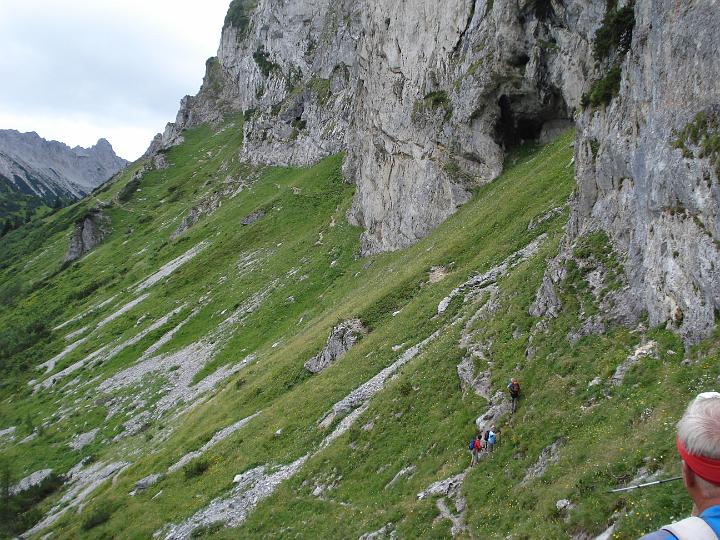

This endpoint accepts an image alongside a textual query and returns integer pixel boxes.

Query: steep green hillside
[0,177,53,235]
[0,121,718,539]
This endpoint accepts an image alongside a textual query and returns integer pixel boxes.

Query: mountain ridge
[0,129,128,221]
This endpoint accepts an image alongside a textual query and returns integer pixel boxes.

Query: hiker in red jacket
[469,434,481,467]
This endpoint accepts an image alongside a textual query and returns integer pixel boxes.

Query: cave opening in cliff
[495,95,545,150]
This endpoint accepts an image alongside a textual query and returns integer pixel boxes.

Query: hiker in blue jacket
[487,429,496,453]
[639,392,720,539]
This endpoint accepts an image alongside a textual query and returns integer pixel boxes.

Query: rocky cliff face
[158,0,601,253]
[154,0,720,342]
[0,130,128,205]
[566,0,720,344]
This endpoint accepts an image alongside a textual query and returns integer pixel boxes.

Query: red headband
[677,437,720,484]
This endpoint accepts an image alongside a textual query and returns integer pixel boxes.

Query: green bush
[81,502,114,531]
[191,522,225,538]
[593,3,636,61]
[184,459,210,479]
[0,315,50,362]
[0,471,63,537]
[204,57,223,95]
[581,66,621,108]
[671,111,720,179]
[253,48,280,78]
[413,91,453,121]
[225,0,256,35]
[117,177,140,204]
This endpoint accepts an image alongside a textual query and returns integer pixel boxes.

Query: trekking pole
[607,476,683,493]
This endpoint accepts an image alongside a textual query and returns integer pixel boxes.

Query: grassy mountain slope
[0,120,718,539]
[0,177,53,232]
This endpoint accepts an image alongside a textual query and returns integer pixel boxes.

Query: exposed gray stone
[384,465,415,490]
[10,469,53,496]
[456,357,491,399]
[21,461,130,538]
[240,209,265,225]
[359,523,396,540]
[318,328,443,428]
[439,235,547,314]
[68,428,99,450]
[304,319,367,373]
[168,413,259,474]
[610,341,658,387]
[522,439,562,484]
[0,426,16,441]
[130,473,164,496]
[64,211,109,263]
[475,391,511,435]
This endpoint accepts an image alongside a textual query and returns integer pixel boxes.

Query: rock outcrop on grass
[64,210,108,262]
[10,469,53,496]
[304,318,366,373]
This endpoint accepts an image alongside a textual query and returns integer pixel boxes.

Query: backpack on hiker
[661,516,719,540]
[469,438,474,451]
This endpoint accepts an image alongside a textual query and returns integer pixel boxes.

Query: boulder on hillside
[240,209,265,225]
[304,319,366,373]
[64,210,109,263]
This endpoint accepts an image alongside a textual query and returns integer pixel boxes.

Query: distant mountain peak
[0,129,128,217]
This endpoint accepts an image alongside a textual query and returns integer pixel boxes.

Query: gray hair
[677,392,720,492]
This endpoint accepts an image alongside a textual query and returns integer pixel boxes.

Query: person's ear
[682,460,696,489]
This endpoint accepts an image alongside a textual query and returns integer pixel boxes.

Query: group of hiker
[468,427,497,466]
[466,378,520,467]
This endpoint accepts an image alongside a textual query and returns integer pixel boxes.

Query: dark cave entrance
[494,91,570,150]
[495,95,544,149]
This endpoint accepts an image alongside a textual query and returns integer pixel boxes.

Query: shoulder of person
[637,530,677,540]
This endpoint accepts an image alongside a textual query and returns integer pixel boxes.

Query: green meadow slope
[0,121,718,539]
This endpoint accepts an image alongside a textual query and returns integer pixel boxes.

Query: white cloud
[0,0,231,160]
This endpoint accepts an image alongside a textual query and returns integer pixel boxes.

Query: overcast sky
[0,0,231,160]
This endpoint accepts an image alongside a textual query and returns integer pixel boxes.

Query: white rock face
[153,0,598,254]
[64,210,109,262]
[68,428,99,450]
[10,469,53,496]
[566,0,720,344]
[522,1,720,345]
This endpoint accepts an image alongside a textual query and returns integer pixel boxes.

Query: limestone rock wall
[153,0,720,342]
[158,0,603,253]
[568,0,720,343]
